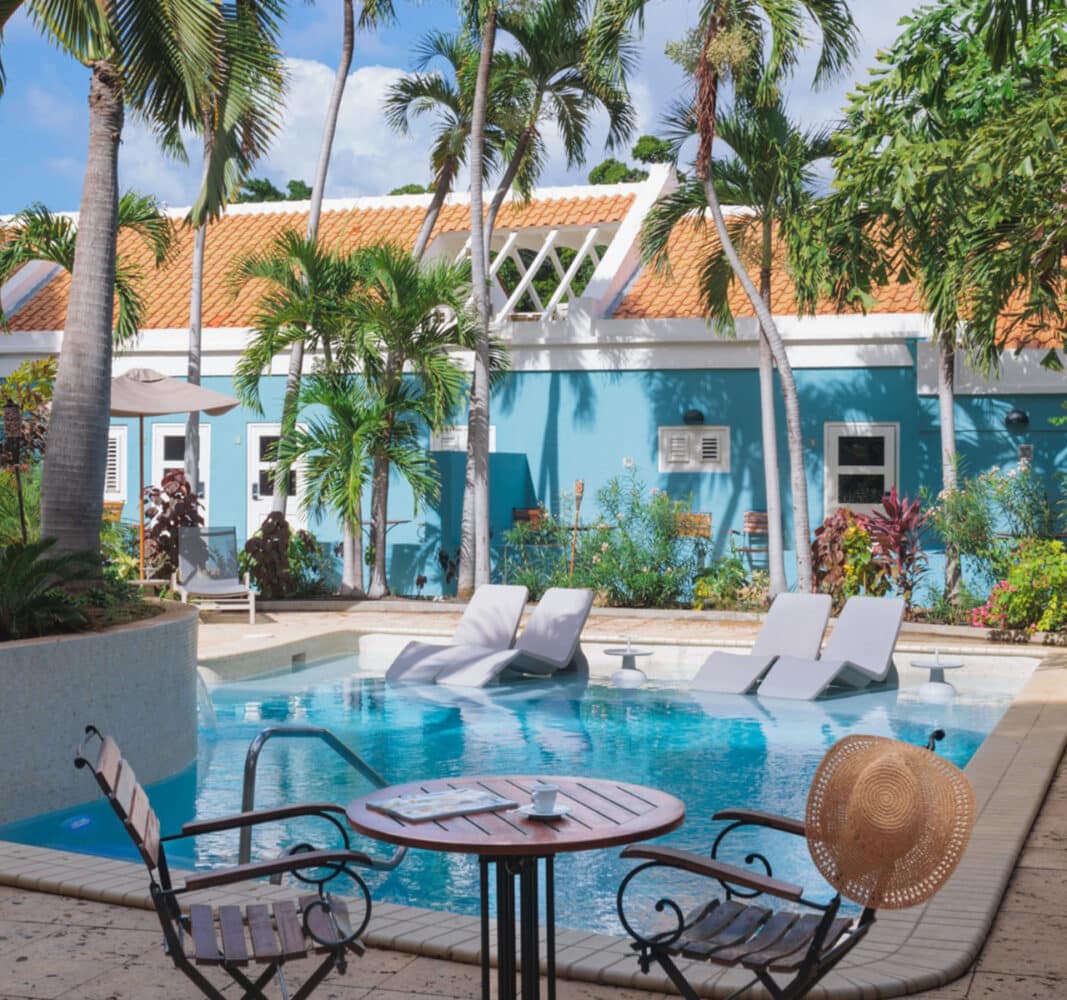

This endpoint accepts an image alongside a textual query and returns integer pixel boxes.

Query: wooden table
[347,775,685,1000]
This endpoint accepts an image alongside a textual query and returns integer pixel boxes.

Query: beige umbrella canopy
[110,368,238,579]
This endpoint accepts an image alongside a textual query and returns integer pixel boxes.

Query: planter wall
[0,601,199,825]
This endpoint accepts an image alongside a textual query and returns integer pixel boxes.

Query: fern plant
[0,539,99,641]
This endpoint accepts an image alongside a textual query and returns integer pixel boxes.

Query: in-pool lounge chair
[689,593,832,695]
[757,595,906,700]
[173,526,257,624]
[426,587,595,688]
[385,584,528,683]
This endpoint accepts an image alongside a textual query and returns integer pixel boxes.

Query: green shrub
[693,553,750,609]
[0,539,97,640]
[971,539,1067,633]
[812,508,890,611]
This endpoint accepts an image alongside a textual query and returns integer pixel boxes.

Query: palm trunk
[185,183,208,496]
[412,161,455,261]
[456,373,478,598]
[461,5,498,592]
[40,62,124,557]
[272,0,355,516]
[484,124,535,259]
[758,228,787,597]
[341,514,365,598]
[367,452,391,597]
[938,336,961,601]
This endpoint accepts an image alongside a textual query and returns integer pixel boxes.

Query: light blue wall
[109,362,1066,597]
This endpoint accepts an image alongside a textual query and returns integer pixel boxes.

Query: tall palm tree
[184,1,286,496]
[0,1,231,557]
[0,195,176,345]
[344,244,475,598]
[272,0,396,520]
[642,97,831,595]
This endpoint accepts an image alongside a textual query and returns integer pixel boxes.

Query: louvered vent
[667,435,690,463]
[657,426,730,473]
[700,436,719,463]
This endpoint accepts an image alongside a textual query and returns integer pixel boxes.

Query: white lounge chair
[689,593,832,694]
[385,584,529,683]
[757,595,906,700]
[172,526,256,624]
[428,587,595,688]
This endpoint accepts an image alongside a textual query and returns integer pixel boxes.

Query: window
[824,422,898,515]
[657,426,730,474]
[429,425,497,452]
[104,426,127,501]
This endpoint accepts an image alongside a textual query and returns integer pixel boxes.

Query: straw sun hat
[805,735,977,910]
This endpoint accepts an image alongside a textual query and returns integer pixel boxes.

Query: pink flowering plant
[970,540,1067,634]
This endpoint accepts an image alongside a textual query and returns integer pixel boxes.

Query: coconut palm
[0,0,233,557]
[642,96,831,595]
[0,195,175,345]
[184,1,286,495]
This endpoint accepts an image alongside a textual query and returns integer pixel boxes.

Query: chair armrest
[180,848,373,893]
[175,802,347,838]
[620,844,804,902]
[712,809,806,837]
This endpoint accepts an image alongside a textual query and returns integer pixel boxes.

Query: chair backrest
[515,587,594,666]
[74,728,161,873]
[750,592,832,659]
[178,526,241,592]
[742,510,769,535]
[675,512,712,538]
[451,584,529,648]
[824,596,906,678]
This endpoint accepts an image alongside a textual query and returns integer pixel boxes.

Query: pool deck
[1,603,1065,998]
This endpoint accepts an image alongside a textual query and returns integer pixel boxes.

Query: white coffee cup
[531,782,559,814]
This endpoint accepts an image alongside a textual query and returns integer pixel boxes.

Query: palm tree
[1,1,231,557]
[184,1,286,495]
[0,195,176,345]
[345,244,475,598]
[642,96,831,595]
[272,0,396,520]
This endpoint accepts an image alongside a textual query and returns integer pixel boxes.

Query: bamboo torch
[569,480,584,582]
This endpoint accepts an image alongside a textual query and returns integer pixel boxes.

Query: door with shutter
[151,423,211,523]
[247,423,307,533]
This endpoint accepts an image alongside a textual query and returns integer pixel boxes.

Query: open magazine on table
[366,786,520,823]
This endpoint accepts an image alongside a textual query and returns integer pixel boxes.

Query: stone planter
[0,600,199,825]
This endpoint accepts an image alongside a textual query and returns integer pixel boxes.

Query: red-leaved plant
[143,471,204,578]
[865,487,929,610]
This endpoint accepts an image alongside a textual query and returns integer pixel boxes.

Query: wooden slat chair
[731,510,770,561]
[616,731,976,1000]
[75,725,375,1000]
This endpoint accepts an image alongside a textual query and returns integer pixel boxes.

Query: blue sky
[0,1,916,215]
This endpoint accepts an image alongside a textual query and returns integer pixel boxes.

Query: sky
[0,0,919,216]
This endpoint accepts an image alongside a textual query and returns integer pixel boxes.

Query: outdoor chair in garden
[689,593,832,695]
[616,731,975,1000]
[386,583,529,683]
[173,526,256,624]
[757,596,906,700]
[74,725,381,1000]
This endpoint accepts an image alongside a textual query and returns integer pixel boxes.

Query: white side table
[910,656,964,701]
[605,646,653,688]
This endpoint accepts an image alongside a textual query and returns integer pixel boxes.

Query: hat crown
[844,753,923,861]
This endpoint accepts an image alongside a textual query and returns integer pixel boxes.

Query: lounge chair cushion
[755,656,847,700]
[691,653,778,695]
[819,595,905,684]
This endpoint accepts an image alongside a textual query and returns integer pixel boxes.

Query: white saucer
[516,803,571,821]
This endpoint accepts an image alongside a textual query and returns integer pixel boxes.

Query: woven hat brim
[805,735,976,910]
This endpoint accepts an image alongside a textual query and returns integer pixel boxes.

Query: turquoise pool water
[1,655,1017,933]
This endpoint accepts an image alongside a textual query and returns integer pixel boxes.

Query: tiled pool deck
[0,603,1064,998]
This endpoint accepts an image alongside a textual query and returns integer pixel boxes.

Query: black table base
[479,855,556,1000]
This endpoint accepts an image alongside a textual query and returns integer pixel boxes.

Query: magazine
[366,787,520,823]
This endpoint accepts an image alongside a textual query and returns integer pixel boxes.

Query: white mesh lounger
[429,587,595,688]
[689,593,832,694]
[172,526,256,624]
[385,584,528,683]
[757,595,906,700]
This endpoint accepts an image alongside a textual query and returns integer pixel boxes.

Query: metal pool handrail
[239,725,406,870]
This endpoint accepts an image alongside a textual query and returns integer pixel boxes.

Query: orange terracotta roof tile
[9,192,633,332]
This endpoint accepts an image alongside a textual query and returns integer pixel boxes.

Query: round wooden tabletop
[346,775,686,857]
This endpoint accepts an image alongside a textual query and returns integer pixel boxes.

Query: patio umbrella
[110,368,238,580]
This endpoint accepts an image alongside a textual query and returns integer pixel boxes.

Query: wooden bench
[675,512,712,539]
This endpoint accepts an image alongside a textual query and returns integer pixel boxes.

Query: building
[2,166,1063,594]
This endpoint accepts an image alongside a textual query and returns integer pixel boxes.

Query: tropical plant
[812,508,889,611]
[642,94,832,597]
[0,358,57,468]
[692,552,750,610]
[0,539,98,641]
[971,540,1067,633]
[866,488,929,610]
[587,157,647,184]
[143,471,204,580]
[100,519,139,582]
[2,1,240,559]
[0,465,41,546]
[236,177,312,202]
[241,511,296,599]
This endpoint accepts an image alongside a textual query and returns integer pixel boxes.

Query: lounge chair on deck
[757,596,905,700]
[428,587,595,688]
[385,584,528,683]
[173,526,256,624]
[689,593,832,695]
[74,725,381,1000]
[616,731,975,1000]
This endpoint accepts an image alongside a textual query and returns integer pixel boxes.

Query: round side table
[605,646,653,687]
[910,656,964,701]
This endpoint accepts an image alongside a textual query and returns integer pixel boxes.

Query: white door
[247,423,307,533]
[152,423,211,523]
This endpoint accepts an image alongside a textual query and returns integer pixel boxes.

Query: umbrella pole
[139,416,145,581]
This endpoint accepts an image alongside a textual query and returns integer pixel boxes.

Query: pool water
[1,655,1017,934]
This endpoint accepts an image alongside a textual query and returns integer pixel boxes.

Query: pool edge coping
[0,651,1063,998]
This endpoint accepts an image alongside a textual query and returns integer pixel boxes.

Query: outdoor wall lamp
[683,409,705,425]
[1004,407,1030,430]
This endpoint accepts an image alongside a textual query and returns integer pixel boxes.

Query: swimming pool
[0,653,1028,933]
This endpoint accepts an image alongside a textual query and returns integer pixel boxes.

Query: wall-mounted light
[1004,407,1030,430]
[682,409,705,425]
